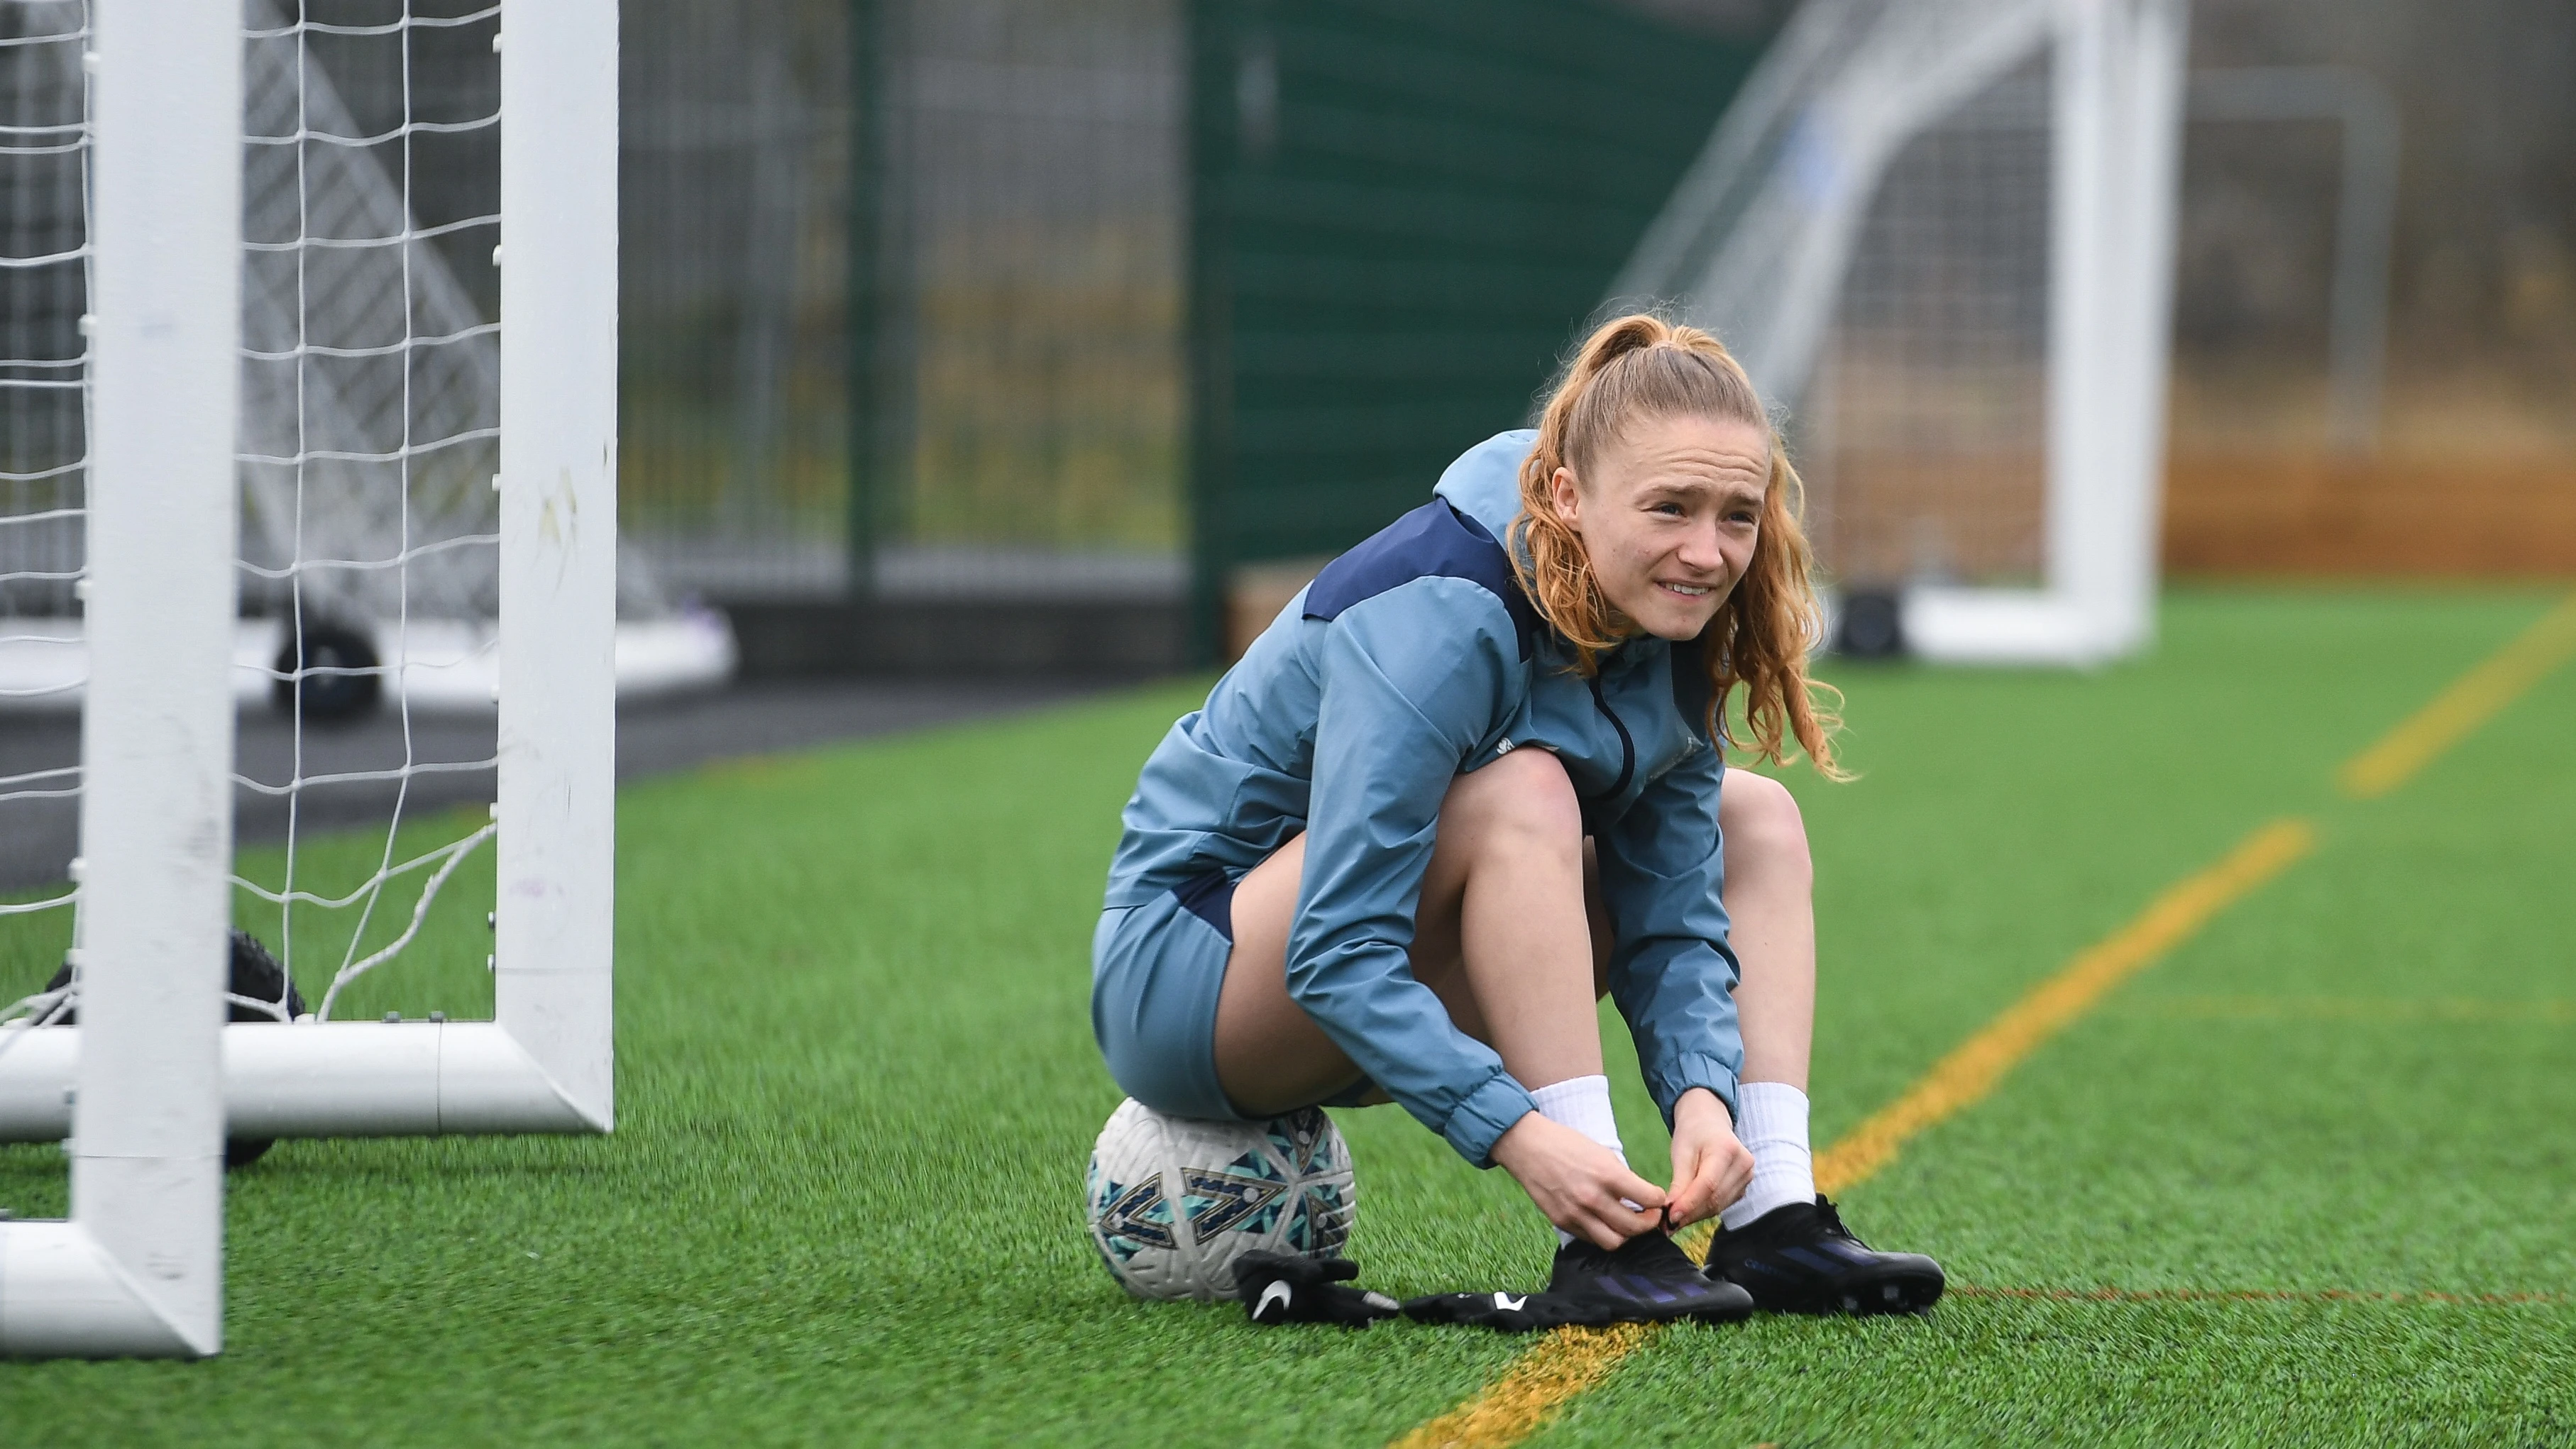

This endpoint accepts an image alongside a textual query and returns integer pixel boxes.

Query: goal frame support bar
[484,0,620,1132]
[0,0,243,1360]
[0,1023,605,1142]
[490,0,620,1134]
[1901,0,2188,665]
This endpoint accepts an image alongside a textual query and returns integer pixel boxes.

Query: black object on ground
[1541,1229,1754,1323]
[727,599,1184,678]
[272,619,385,722]
[1232,1252,1399,1327]
[43,930,307,1169]
[1400,1287,1596,1333]
[1404,1230,1754,1331]
[1834,589,1909,660]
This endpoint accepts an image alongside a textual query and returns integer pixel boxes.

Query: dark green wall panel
[1187,0,1773,656]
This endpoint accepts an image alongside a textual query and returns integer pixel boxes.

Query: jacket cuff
[1647,1052,1739,1130]
[1441,1071,1539,1168]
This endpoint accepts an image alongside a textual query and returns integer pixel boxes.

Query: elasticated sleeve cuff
[1646,1052,1740,1130]
[1441,1071,1539,1169]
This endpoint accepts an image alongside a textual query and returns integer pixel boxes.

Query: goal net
[0,0,618,1358]
[1614,0,2187,664]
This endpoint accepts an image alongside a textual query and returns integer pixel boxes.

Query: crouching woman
[1092,313,1942,1320]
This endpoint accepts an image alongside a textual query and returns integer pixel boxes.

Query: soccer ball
[1084,1098,1356,1301]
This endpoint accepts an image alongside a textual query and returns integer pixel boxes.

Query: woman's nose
[1677,522,1727,572]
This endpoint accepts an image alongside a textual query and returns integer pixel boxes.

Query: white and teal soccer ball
[1084,1098,1357,1301]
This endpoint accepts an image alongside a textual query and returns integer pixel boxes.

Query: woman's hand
[1490,1112,1668,1250]
[1663,1087,1754,1230]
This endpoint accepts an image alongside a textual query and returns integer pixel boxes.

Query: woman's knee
[1720,769,1812,888]
[1443,747,1584,861]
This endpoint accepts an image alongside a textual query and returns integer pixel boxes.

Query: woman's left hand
[1663,1087,1754,1229]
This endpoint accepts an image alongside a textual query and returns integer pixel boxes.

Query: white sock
[1530,1075,1626,1247]
[1720,1081,1817,1230]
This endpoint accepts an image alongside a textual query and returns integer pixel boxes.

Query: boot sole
[1722,1258,1947,1316]
[1559,1278,1757,1326]
[1798,1261,1947,1316]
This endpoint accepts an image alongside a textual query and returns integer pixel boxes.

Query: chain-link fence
[621,0,856,602]
[853,0,1186,604]
[625,0,1776,666]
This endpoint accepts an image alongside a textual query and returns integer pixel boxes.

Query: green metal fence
[1183,1,1773,656]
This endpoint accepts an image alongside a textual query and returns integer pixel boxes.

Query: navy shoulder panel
[1304,500,1539,659]
[1670,638,1717,742]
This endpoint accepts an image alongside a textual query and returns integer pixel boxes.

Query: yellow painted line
[1387,817,2315,1449]
[2339,591,2576,799]
[1387,1323,1653,1449]
[1390,593,2555,1445]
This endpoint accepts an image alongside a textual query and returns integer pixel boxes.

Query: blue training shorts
[1091,869,1374,1121]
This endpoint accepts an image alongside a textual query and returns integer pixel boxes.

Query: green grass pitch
[2,588,2570,1445]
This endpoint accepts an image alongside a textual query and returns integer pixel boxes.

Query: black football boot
[1546,1229,1756,1325]
[1705,1196,1944,1315]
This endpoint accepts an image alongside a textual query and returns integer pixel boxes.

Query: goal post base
[0,1221,216,1360]
[0,1021,610,1144]
[1903,586,2149,668]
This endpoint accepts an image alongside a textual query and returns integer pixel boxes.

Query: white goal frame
[1617,0,2188,665]
[0,0,617,1358]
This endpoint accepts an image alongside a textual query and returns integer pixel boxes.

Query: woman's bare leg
[1575,769,1813,1091]
[1576,768,1817,1231]
[1214,749,1675,1246]
[1706,768,1820,1228]
[1212,747,1604,1114]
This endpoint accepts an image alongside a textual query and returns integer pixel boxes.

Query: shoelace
[1812,1196,1871,1251]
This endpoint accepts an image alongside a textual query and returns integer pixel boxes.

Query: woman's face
[1549,411,1768,641]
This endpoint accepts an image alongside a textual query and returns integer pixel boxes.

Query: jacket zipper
[1587,674,1635,800]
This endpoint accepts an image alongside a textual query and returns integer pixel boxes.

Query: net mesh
[2,1,522,1043]
[1612,0,2062,595]
[231,0,504,1023]
[0,1,90,1043]
[1802,62,2052,589]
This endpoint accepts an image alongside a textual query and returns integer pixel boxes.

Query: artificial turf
[1,587,2568,1446]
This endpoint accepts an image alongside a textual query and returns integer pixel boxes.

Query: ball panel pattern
[1084,1098,1360,1301]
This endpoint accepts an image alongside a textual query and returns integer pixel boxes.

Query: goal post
[1,0,617,1358]
[0,0,241,1359]
[492,0,620,1135]
[1936,0,2184,664]
[1614,0,2189,666]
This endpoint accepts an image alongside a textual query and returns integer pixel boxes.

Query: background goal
[1615,0,2189,665]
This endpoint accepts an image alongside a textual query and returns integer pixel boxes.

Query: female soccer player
[1094,314,1943,1322]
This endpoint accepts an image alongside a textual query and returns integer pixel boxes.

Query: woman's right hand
[1490,1111,1669,1250]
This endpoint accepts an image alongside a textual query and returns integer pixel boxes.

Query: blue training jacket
[1103,429,1744,1168]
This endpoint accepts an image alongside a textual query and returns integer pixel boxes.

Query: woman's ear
[1549,465,1583,531]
